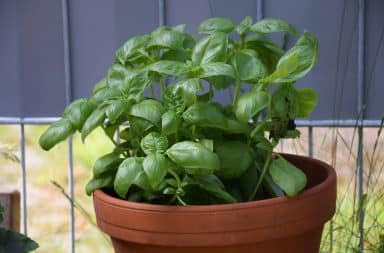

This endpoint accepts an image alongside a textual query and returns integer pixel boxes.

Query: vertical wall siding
[0,0,382,118]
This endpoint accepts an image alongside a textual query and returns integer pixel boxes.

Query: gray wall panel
[70,0,159,100]
[365,0,384,120]
[0,0,382,120]
[265,0,358,120]
[18,0,66,117]
[0,1,21,116]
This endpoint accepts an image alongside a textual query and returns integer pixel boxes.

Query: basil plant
[40,17,318,205]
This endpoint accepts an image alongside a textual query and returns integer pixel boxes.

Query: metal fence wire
[0,0,381,252]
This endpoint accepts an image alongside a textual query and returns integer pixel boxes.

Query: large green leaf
[124,70,151,102]
[113,157,151,198]
[230,49,267,82]
[161,111,181,136]
[115,35,150,64]
[235,16,253,36]
[235,90,270,123]
[244,33,284,74]
[93,152,123,178]
[81,105,107,141]
[105,100,129,124]
[198,17,235,34]
[106,64,131,89]
[191,32,228,64]
[182,102,227,128]
[194,176,236,203]
[128,99,165,127]
[142,153,169,188]
[199,62,236,79]
[297,88,318,117]
[63,99,94,130]
[86,173,115,196]
[263,32,318,83]
[148,30,185,49]
[92,78,108,95]
[173,78,203,106]
[91,86,122,103]
[166,141,220,175]
[39,119,75,151]
[0,227,39,252]
[250,18,298,35]
[214,141,254,180]
[140,132,168,155]
[269,157,307,197]
[148,60,189,77]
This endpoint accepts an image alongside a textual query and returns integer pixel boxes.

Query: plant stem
[250,117,267,139]
[177,196,187,206]
[168,168,181,188]
[232,80,241,106]
[248,152,272,201]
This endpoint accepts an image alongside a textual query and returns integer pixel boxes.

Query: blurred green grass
[0,125,383,253]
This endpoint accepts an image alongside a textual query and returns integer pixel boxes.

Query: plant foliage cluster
[40,17,318,205]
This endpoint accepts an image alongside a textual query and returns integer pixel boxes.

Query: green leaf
[86,173,115,196]
[161,111,181,136]
[91,86,122,103]
[264,32,319,83]
[182,102,227,128]
[81,105,107,141]
[93,152,123,178]
[148,60,189,77]
[162,48,190,62]
[166,141,220,175]
[236,16,253,35]
[195,176,236,203]
[250,18,298,35]
[198,17,235,34]
[115,34,150,64]
[214,141,254,180]
[173,78,203,106]
[129,117,155,138]
[113,157,151,198]
[199,62,236,79]
[270,84,300,118]
[269,157,307,197]
[259,53,299,84]
[244,34,284,74]
[199,139,213,152]
[235,91,270,123]
[128,99,165,127]
[140,132,168,155]
[105,100,129,124]
[162,85,186,114]
[148,30,184,49]
[297,88,318,117]
[92,78,108,95]
[230,49,267,82]
[39,119,75,151]
[107,64,131,89]
[124,70,151,102]
[63,99,94,130]
[142,153,169,188]
[0,227,39,252]
[191,32,228,64]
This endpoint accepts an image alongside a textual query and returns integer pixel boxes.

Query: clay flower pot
[93,154,337,253]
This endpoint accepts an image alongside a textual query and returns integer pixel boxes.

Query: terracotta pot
[93,154,337,253]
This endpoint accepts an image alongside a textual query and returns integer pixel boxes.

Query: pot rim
[94,154,336,213]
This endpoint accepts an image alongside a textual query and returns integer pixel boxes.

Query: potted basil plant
[39,16,336,253]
